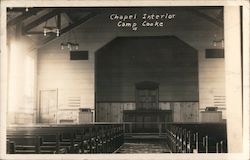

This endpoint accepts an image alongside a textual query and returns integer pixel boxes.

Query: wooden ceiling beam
[40,12,97,47]
[188,9,223,28]
[60,12,97,33]
[22,9,62,33]
[7,8,26,12]
[7,8,42,26]
[57,13,61,29]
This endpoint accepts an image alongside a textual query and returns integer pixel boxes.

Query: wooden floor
[115,142,171,153]
[115,133,171,153]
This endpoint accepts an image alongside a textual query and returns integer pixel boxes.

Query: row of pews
[166,123,227,153]
[6,122,228,154]
[7,124,124,154]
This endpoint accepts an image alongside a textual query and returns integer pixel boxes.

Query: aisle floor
[115,142,171,153]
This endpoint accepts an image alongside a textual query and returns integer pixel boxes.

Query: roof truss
[188,8,223,28]
[7,8,42,26]
[40,12,97,46]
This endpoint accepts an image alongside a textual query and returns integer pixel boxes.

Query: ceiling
[7,7,223,47]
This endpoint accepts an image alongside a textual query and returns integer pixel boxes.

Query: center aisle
[115,142,171,153]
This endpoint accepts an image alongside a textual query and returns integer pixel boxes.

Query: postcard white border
[0,0,249,160]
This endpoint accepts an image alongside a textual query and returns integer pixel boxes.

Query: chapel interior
[4,6,243,154]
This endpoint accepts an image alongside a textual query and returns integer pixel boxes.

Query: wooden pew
[7,135,40,154]
[7,123,124,154]
[7,132,70,154]
[165,123,227,153]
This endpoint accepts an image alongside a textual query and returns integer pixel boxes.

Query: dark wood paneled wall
[96,102,198,122]
[96,36,198,102]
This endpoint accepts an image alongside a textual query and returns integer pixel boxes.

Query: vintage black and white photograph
[0,0,249,160]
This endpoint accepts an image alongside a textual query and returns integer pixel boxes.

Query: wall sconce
[61,42,79,51]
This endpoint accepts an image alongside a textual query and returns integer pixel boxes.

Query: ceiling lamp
[25,6,33,12]
[60,27,79,51]
[43,16,60,37]
[213,39,224,48]
[44,27,60,37]
[61,42,79,51]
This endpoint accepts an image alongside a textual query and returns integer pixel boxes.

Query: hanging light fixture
[212,39,224,48]
[43,16,60,37]
[61,42,79,51]
[60,27,79,51]
[24,4,32,12]
[212,33,224,48]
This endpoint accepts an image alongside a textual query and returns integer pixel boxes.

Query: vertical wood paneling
[159,102,171,110]
[96,102,198,122]
[170,102,199,122]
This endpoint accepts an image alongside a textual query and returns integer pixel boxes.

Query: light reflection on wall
[7,40,36,124]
